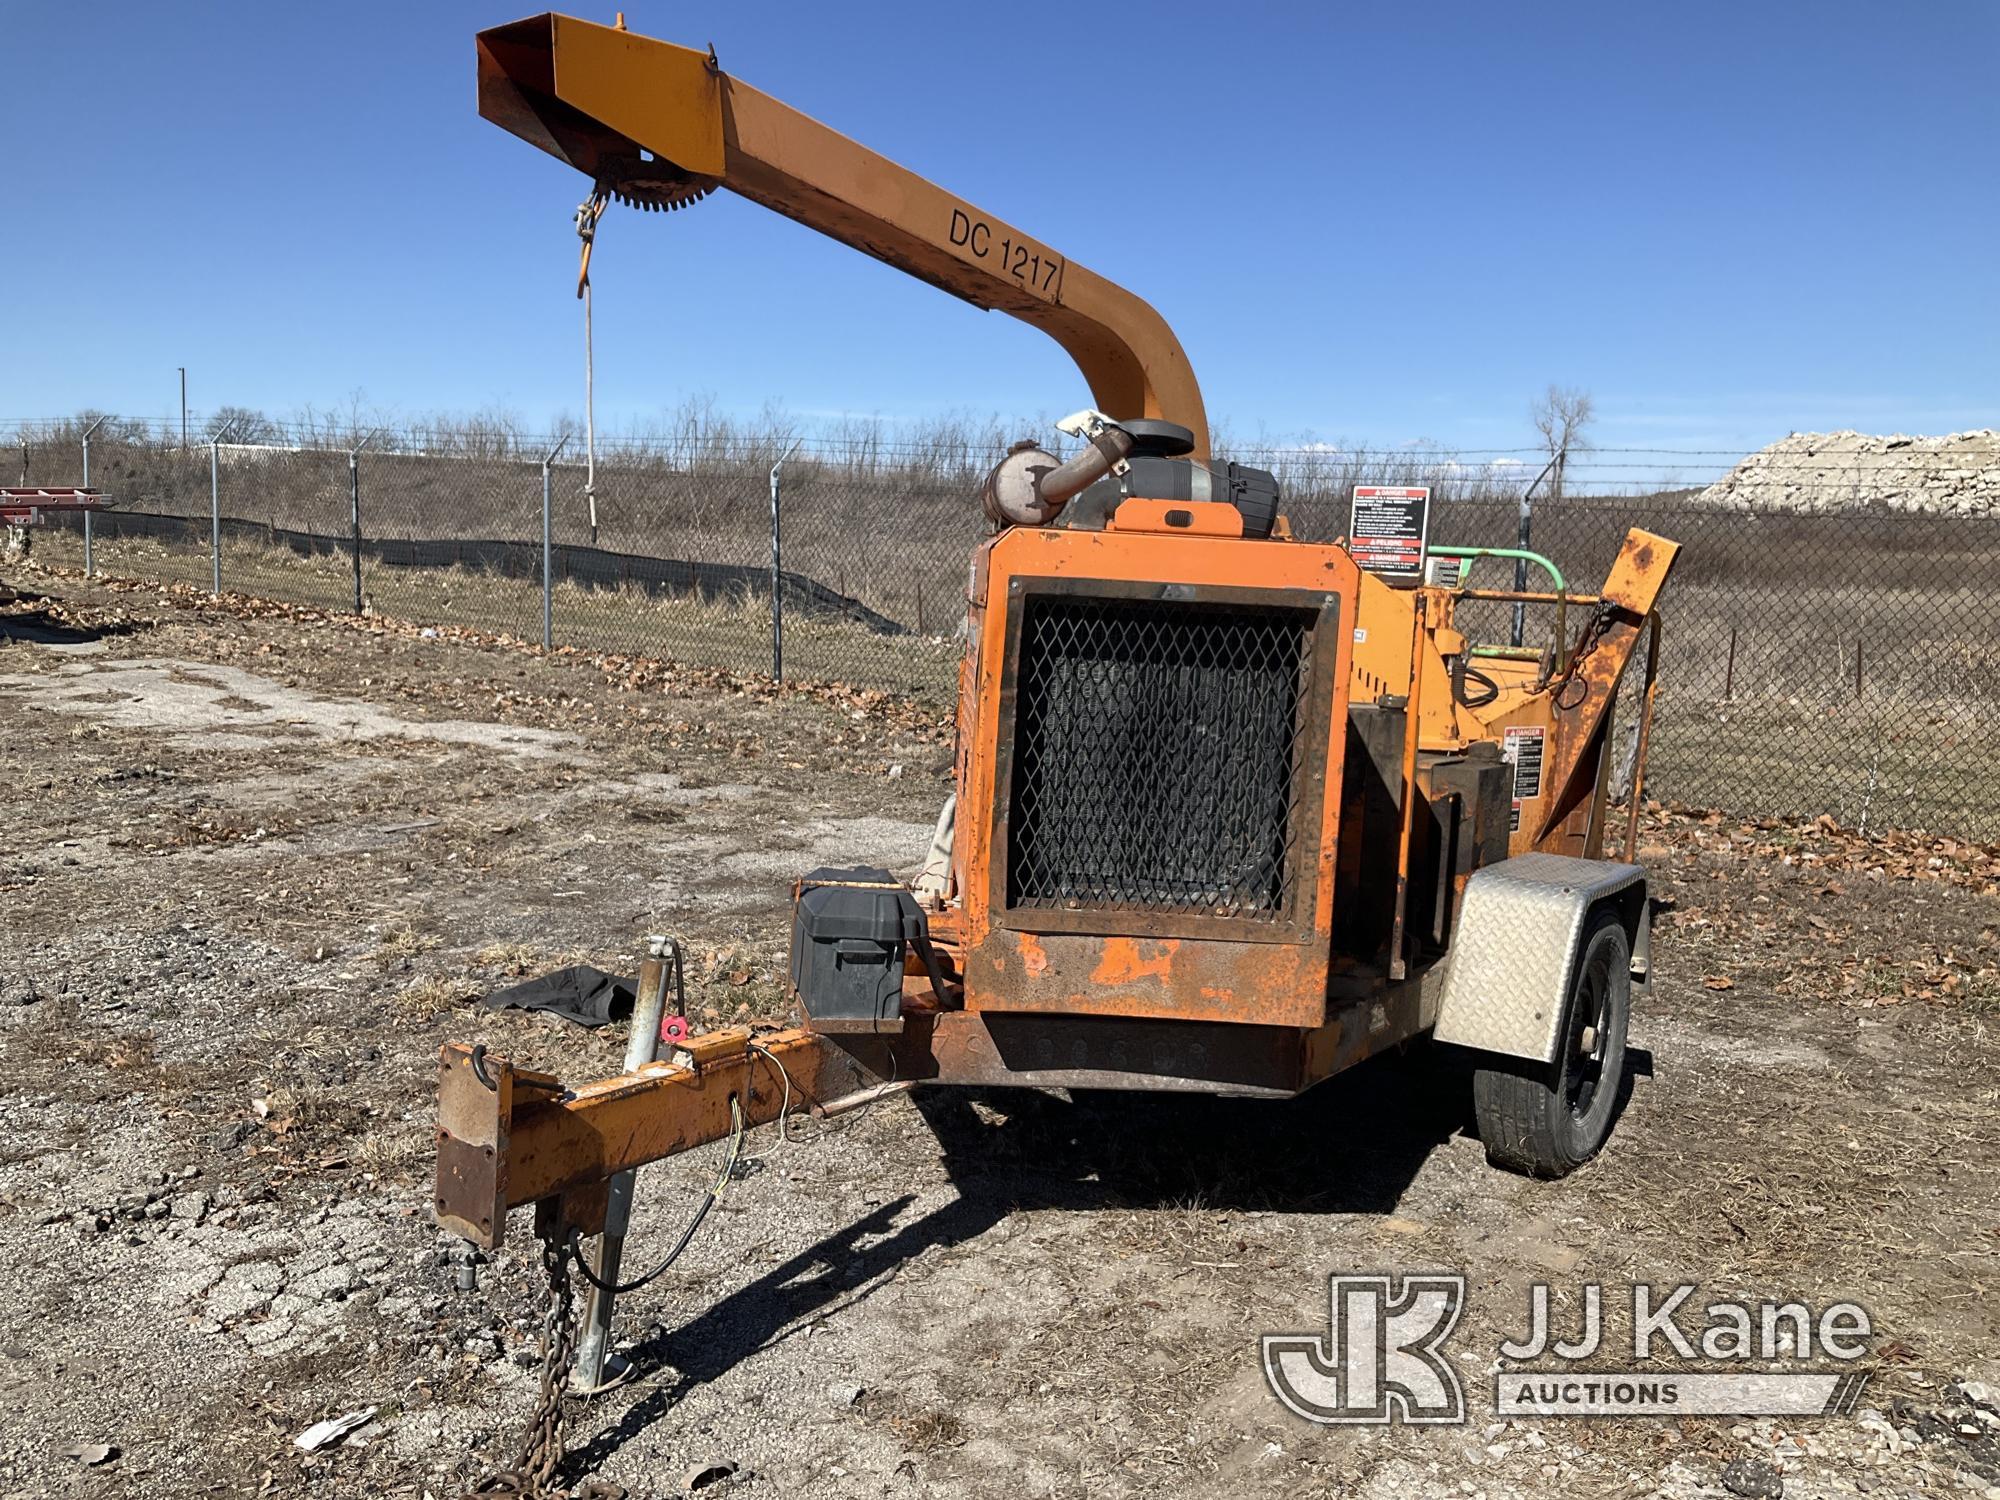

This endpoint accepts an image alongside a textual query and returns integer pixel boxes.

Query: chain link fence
[9,417,1998,838]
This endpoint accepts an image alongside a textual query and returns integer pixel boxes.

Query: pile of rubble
[1696,429,2000,514]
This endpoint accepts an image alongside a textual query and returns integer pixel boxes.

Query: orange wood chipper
[436,13,1679,1458]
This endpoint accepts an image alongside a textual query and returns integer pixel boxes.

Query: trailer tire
[1471,906,1630,1178]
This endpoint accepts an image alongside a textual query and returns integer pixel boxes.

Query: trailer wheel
[1472,906,1630,1178]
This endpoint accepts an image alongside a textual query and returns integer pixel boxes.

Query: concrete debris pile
[1696,429,2000,514]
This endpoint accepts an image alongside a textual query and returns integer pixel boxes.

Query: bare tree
[209,405,279,445]
[1530,385,1595,500]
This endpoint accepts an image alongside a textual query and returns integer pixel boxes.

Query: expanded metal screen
[1004,594,1317,921]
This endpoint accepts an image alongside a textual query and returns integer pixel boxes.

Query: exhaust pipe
[980,423,1134,527]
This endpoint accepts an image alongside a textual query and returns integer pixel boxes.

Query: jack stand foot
[573,1350,635,1397]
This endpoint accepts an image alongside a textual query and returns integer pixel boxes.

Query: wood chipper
[436,13,1678,1484]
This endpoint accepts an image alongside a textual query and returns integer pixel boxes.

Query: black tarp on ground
[480,965,635,1028]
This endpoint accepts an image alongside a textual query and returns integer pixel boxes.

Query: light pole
[179,368,188,452]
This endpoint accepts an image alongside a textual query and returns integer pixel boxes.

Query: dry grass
[73,1030,157,1071]
[352,1123,430,1179]
[256,1085,371,1151]
[857,1392,968,1453]
[392,974,482,1022]
[371,926,441,967]
[467,943,618,999]
[32,529,961,703]
[470,940,579,976]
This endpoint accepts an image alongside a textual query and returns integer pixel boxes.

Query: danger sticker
[1503,725,1545,803]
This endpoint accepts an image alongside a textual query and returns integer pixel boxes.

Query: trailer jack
[436,980,911,1493]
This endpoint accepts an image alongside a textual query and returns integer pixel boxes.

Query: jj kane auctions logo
[1263,1275,1874,1424]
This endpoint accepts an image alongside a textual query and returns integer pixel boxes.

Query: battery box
[790,866,920,1034]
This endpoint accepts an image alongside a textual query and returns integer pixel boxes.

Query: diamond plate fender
[1431,853,1647,1063]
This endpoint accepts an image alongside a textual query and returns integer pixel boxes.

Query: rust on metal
[824,981,1438,1097]
[1387,593,1428,980]
[974,928,1330,1030]
[1621,612,1663,858]
[433,1028,874,1250]
[0,487,107,526]
[963,529,1355,947]
[1090,937,1180,987]
[1533,528,1681,847]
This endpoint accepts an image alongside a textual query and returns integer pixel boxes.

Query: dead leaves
[1642,802,2000,1012]
[1644,801,1998,898]
[582,646,949,742]
[59,562,954,744]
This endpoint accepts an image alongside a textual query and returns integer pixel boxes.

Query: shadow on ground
[0,589,142,647]
[564,1045,1647,1480]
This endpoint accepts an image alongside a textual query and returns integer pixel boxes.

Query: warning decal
[1503,724,1545,808]
[1348,486,1431,585]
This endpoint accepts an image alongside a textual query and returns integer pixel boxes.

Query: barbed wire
[10,417,1991,482]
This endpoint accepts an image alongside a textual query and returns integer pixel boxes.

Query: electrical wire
[566,1092,743,1296]
[740,1040,797,1161]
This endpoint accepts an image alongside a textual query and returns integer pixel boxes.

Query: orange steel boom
[475,12,1210,456]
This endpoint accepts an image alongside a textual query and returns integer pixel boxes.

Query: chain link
[465,1222,628,1500]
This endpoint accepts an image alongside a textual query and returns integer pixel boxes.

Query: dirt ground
[1,562,1996,1500]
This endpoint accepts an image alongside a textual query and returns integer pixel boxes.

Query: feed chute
[475,12,1210,454]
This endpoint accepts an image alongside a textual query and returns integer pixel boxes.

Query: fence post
[79,415,105,578]
[208,419,236,596]
[347,428,381,614]
[541,433,571,650]
[1512,451,1561,647]
[769,438,801,681]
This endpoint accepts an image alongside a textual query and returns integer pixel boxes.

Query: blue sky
[5,0,1995,454]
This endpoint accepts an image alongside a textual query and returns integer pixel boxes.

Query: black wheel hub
[1565,963,1609,1120]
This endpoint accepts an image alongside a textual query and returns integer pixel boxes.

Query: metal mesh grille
[1005,595,1315,920]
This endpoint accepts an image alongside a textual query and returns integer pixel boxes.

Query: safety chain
[466,1222,625,1500]
[1552,600,1620,710]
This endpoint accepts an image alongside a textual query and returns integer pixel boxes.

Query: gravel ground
[0,563,1996,1500]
